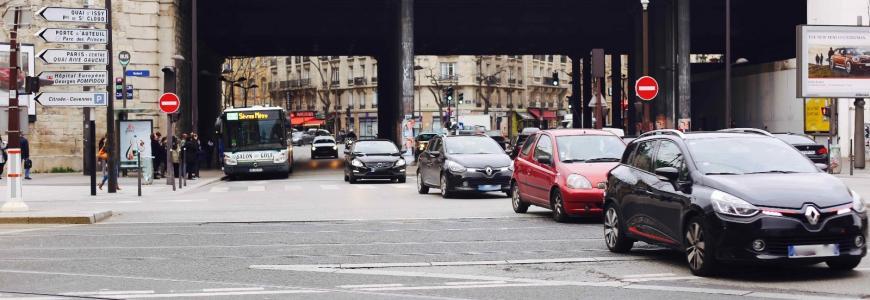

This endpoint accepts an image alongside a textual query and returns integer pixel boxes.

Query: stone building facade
[0,0,188,172]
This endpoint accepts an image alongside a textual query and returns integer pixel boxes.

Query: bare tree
[475,56,506,129]
[308,57,340,132]
[421,68,452,129]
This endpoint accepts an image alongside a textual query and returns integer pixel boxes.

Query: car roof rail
[638,129,685,139]
[718,128,774,137]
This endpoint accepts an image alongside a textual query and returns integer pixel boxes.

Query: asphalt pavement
[0,146,868,299]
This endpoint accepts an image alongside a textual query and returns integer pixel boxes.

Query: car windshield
[313,137,335,144]
[354,141,399,154]
[556,135,625,163]
[773,134,814,145]
[416,134,437,141]
[223,110,286,152]
[687,137,818,175]
[444,136,504,155]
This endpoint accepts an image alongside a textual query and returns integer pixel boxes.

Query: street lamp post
[725,0,731,128]
[234,82,259,107]
[641,0,651,132]
[413,65,423,132]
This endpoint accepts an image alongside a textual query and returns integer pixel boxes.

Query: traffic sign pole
[118,51,130,109]
[105,0,117,193]
[2,7,27,212]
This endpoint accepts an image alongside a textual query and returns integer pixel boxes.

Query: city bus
[217,106,294,178]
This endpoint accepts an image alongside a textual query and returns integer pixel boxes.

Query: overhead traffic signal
[446,86,455,103]
[552,72,560,86]
[458,92,464,104]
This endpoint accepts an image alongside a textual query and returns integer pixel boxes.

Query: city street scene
[0,0,868,299]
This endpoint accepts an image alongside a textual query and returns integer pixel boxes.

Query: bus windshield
[223,110,286,152]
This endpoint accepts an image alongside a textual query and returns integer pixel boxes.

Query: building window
[560,55,567,63]
[372,92,378,108]
[348,65,354,81]
[440,62,456,80]
[360,93,367,109]
[360,64,365,78]
[348,93,354,108]
[373,64,378,80]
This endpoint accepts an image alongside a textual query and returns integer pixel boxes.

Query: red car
[511,129,626,222]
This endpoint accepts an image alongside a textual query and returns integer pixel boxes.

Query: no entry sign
[635,76,659,101]
[158,93,180,114]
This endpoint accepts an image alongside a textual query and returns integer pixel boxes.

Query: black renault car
[416,135,512,198]
[311,136,338,159]
[344,139,407,183]
[604,130,866,276]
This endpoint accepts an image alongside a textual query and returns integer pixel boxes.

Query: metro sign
[635,76,659,101]
[159,93,180,114]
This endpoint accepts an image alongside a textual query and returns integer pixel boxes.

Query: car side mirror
[815,163,829,171]
[655,167,680,182]
[536,155,552,165]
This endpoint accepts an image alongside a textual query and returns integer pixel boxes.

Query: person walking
[21,135,31,180]
[193,133,203,178]
[182,133,197,180]
[97,136,120,191]
[159,136,168,177]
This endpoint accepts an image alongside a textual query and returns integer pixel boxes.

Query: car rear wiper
[585,157,621,163]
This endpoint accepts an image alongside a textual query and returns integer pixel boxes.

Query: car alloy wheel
[604,208,619,248]
[684,217,717,276]
[551,191,568,222]
[511,183,529,213]
[440,174,451,198]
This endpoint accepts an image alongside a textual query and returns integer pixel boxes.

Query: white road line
[444,281,507,286]
[622,276,699,283]
[156,199,208,203]
[745,292,860,300]
[622,284,749,296]
[201,287,264,292]
[338,284,404,289]
[355,185,376,190]
[86,200,142,204]
[63,290,155,296]
[620,273,676,279]
[855,267,870,271]
[392,184,411,189]
[284,185,301,191]
[321,185,339,190]
[0,225,79,236]
[358,282,557,291]
[209,187,228,193]
[248,186,266,192]
[113,289,326,298]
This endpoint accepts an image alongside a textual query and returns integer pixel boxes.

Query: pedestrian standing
[0,136,7,180]
[21,135,31,180]
[151,133,162,179]
[159,136,168,177]
[193,133,203,177]
[182,133,197,180]
[171,138,180,178]
[97,136,120,191]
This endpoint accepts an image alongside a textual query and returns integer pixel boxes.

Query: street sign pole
[105,0,117,193]
[2,7,27,212]
[118,51,130,109]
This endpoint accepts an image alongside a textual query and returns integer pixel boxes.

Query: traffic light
[115,77,123,100]
[24,76,40,94]
[458,92,464,104]
[446,86,454,103]
[552,72,560,86]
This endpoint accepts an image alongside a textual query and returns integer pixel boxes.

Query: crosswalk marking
[284,185,301,191]
[320,185,339,190]
[248,186,266,192]
[355,185,376,190]
[209,187,229,193]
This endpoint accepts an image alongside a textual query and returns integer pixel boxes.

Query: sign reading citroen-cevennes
[35,92,108,107]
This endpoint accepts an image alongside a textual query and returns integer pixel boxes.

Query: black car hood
[448,154,511,168]
[356,155,401,164]
[703,173,851,209]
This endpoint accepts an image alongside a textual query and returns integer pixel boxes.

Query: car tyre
[551,189,569,222]
[344,173,349,182]
[826,257,862,271]
[685,216,718,277]
[349,174,358,184]
[603,204,634,253]
[440,173,453,199]
[397,176,406,184]
[416,170,429,194]
[511,183,529,213]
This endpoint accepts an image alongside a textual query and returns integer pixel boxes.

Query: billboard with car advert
[798,25,870,98]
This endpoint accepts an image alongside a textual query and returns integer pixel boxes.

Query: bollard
[137,150,142,197]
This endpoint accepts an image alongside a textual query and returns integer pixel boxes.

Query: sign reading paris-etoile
[37,28,108,44]
[38,49,107,65]
[38,71,108,86]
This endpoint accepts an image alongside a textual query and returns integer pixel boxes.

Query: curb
[0,210,112,224]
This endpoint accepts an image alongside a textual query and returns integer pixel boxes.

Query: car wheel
[685,216,718,276]
[349,174,358,184]
[551,190,569,222]
[416,170,429,194]
[397,176,406,184]
[603,204,634,253]
[826,257,862,271]
[511,183,529,213]
[344,173,349,182]
[440,173,453,199]
[847,62,853,74]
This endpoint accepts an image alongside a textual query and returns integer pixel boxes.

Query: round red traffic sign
[635,76,659,101]
[159,93,180,114]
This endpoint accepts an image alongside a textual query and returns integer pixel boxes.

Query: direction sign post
[37,7,107,23]
[635,76,659,101]
[38,49,107,64]
[159,93,180,114]
[38,71,107,86]
[35,92,108,106]
[37,28,108,44]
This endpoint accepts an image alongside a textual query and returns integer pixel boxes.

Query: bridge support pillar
[582,52,592,128]
[378,0,414,147]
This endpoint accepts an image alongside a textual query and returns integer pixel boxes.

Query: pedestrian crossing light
[446,87,454,103]
[552,72,560,86]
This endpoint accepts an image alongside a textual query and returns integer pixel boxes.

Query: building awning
[291,116,313,126]
[515,112,534,120]
[528,108,557,120]
[302,119,325,127]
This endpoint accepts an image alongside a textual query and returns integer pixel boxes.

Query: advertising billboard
[798,25,870,98]
[804,98,831,134]
[119,120,152,172]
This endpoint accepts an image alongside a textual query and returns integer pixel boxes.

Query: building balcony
[347,79,354,86]
[330,80,340,87]
[287,79,311,89]
[477,75,501,85]
[439,75,458,82]
[371,77,378,83]
[354,77,367,85]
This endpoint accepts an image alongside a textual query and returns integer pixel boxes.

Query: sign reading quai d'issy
[37,28,107,44]
[38,71,108,86]
[35,92,108,107]
[38,49,107,65]
[38,7,107,23]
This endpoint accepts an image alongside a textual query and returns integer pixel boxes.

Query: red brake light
[817,147,828,155]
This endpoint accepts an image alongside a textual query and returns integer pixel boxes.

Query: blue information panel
[125,70,150,77]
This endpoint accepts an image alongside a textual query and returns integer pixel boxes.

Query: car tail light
[816,147,828,155]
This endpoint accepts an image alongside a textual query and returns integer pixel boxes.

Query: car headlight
[395,159,406,167]
[566,174,592,189]
[224,154,237,166]
[332,145,337,150]
[446,161,467,174]
[418,144,426,150]
[273,150,288,163]
[711,190,759,217]
[851,189,866,213]
[351,159,365,168]
[311,145,316,151]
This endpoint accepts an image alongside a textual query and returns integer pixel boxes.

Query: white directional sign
[35,92,108,107]
[37,7,107,23]
[38,71,108,86]
[37,28,107,44]
[38,49,107,65]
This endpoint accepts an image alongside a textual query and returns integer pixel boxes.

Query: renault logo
[485,167,494,176]
[805,206,821,225]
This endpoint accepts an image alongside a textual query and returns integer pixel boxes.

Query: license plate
[788,244,839,258]
[801,150,816,155]
[478,185,501,191]
[249,168,264,173]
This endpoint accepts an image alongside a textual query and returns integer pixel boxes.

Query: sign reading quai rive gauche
[38,71,108,86]
[37,28,107,44]
[38,49,107,64]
